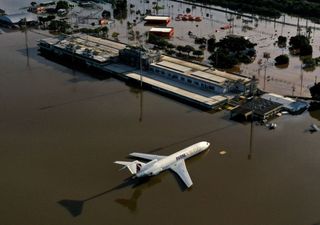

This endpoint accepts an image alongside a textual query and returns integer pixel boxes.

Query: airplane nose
[206,142,211,149]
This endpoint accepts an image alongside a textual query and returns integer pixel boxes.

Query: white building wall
[150,65,227,94]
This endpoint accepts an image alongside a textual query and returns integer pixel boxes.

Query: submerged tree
[289,35,312,56]
[113,0,127,21]
[56,0,69,10]
[208,35,256,69]
[310,82,320,100]
[277,36,287,48]
[207,37,216,52]
[274,54,289,66]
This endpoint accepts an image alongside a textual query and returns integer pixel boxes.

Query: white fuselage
[135,141,210,178]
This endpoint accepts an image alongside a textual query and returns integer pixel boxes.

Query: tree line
[186,0,320,22]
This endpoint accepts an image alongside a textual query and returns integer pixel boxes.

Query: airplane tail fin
[114,160,145,175]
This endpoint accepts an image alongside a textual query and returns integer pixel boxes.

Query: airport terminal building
[150,56,251,95]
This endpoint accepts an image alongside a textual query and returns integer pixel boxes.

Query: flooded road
[1,29,320,225]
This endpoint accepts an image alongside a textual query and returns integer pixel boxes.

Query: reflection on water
[115,177,162,213]
[59,177,142,217]
[39,89,128,110]
[2,5,320,225]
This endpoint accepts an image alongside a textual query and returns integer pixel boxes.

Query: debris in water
[219,150,227,155]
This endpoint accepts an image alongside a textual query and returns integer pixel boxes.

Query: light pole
[138,43,144,122]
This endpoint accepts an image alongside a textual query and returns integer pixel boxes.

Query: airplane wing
[170,160,193,188]
[129,152,165,161]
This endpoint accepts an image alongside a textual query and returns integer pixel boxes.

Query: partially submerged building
[149,27,174,38]
[38,34,253,110]
[119,46,160,69]
[144,16,171,25]
[0,13,38,27]
[261,93,308,114]
[230,98,282,121]
[149,55,251,95]
[38,34,126,67]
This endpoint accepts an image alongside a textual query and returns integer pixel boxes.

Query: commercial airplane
[114,141,210,188]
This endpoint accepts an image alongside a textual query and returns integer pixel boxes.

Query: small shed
[0,13,38,26]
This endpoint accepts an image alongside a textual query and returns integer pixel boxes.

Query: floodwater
[1,26,320,225]
[108,0,320,97]
[2,0,320,96]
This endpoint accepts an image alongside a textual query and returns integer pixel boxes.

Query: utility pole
[297,17,301,35]
[292,84,295,97]
[300,62,303,96]
[138,43,143,123]
[24,17,29,67]
[263,52,270,91]
[248,76,256,160]
[263,62,267,91]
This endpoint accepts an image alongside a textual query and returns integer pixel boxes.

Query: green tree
[48,20,70,33]
[195,37,207,45]
[113,0,127,20]
[184,45,195,56]
[274,54,289,65]
[303,57,316,70]
[209,49,238,69]
[300,44,313,56]
[289,35,309,49]
[310,82,320,100]
[176,45,185,54]
[277,36,287,47]
[56,0,69,10]
[112,32,119,39]
[166,43,176,50]
[207,37,216,52]
[193,50,204,58]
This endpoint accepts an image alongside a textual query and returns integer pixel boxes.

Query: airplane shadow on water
[58,176,160,217]
[58,150,210,216]
[114,176,162,212]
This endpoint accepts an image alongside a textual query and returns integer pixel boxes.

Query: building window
[208,86,215,90]
[180,77,185,81]
[187,79,192,83]
[161,71,165,75]
[172,75,178,79]
[155,69,159,73]
[194,81,199,86]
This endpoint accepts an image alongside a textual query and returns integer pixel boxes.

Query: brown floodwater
[1,27,320,225]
